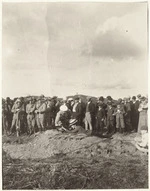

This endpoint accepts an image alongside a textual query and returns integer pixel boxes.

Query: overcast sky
[2,2,148,99]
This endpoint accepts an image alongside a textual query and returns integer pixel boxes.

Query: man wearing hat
[2,97,12,135]
[35,96,47,132]
[26,97,36,135]
[124,97,132,133]
[45,97,56,129]
[130,96,140,132]
[79,97,86,126]
[51,96,58,125]
[85,97,96,134]
[72,97,82,125]
[95,102,105,134]
[9,98,24,136]
[66,97,74,111]
[106,102,115,134]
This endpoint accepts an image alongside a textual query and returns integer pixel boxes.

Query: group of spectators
[2,94,148,137]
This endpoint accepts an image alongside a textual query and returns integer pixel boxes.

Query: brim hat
[132,96,136,100]
[60,105,68,112]
[99,96,104,101]
[75,97,80,101]
[68,98,73,101]
[107,96,112,101]
[52,96,57,100]
[16,99,21,103]
[69,119,78,126]
[6,97,10,101]
[141,96,146,101]
[137,94,141,98]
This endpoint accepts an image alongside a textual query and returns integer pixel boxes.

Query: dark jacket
[86,102,96,116]
[131,101,140,112]
[96,108,105,119]
[72,102,82,120]
[107,107,115,120]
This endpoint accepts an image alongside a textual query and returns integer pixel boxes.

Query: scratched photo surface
[2,2,148,190]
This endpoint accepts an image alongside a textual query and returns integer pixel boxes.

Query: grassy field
[3,149,148,189]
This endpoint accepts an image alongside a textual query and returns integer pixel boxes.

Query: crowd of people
[2,94,148,138]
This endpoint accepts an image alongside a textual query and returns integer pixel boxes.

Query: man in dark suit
[85,97,96,133]
[131,96,140,132]
[79,97,86,126]
[72,97,82,125]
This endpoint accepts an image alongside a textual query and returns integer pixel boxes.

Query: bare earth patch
[2,130,148,189]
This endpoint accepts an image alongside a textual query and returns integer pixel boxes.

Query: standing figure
[124,97,132,133]
[26,97,36,135]
[137,97,148,133]
[72,97,82,125]
[35,97,47,132]
[131,96,140,132]
[114,103,125,133]
[106,102,115,134]
[2,97,12,135]
[10,99,24,137]
[96,103,105,134]
[45,97,55,129]
[51,96,58,125]
[85,97,96,134]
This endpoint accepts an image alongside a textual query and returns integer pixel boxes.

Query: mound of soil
[3,130,144,160]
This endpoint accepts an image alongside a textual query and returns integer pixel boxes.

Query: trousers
[85,112,93,130]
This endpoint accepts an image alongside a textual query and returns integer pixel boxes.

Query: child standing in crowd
[95,103,105,134]
[113,102,125,133]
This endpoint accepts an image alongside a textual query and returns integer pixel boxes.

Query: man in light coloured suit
[9,98,24,136]
[26,97,36,135]
[35,96,47,132]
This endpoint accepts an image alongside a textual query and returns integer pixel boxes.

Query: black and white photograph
[2,1,148,189]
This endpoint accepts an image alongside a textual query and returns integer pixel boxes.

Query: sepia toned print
[2,2,148,189]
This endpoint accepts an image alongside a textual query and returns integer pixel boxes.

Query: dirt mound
[3,130,143,160]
